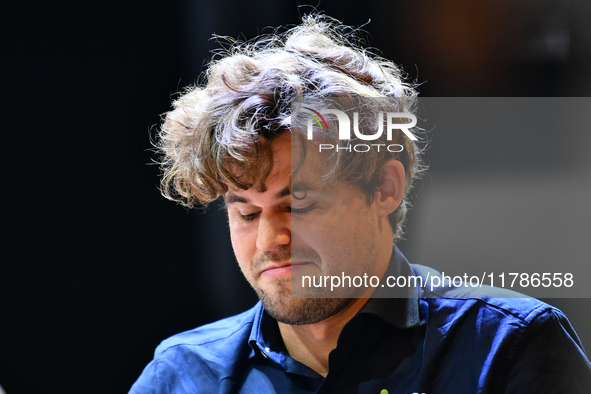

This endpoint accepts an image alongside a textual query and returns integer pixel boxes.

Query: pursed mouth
[259,261,314,278]
[261,263,291,273]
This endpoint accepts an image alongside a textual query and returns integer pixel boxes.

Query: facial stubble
[246,248,359,325]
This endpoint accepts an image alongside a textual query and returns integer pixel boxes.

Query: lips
[260,261,311,279]
[261,262,291,273]
[260,263,292,280]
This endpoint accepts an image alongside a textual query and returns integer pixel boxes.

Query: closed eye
[238,211,260,222]
[290,203,316,215]
[236,202,315,222]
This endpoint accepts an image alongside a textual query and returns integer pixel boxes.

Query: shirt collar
[357,245,422,329]
[248,302,321,378]
[247,301,267,359]
[247,302,292,365]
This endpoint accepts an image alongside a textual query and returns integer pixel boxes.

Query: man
[131,15,591,393]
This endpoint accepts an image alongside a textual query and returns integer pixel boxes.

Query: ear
[374,159,405,218]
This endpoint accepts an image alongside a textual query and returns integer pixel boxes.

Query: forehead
[259,132,331,188]
[290,134,334,190]
[266,133,292,184]
[224,132,336,199]
[225,133,292,199]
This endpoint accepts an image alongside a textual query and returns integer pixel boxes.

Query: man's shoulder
[154,302,261,359]
[409,264,591,391]
[411,263,559,325]
[129,303,262,393]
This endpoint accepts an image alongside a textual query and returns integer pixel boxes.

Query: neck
[277,297,370,377]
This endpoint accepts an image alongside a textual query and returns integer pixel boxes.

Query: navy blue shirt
[130,248,591,393]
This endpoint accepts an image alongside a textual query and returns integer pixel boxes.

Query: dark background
[2,1,591,393]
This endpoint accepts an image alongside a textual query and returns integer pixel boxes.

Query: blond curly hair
[157,14,425,242]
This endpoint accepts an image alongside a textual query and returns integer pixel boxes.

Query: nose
[255,211,291,252]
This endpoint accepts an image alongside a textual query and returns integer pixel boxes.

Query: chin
[259,291,351,325]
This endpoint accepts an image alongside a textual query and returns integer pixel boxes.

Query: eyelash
[238,212,259,222]
[291,203,316,215]
[238,203,316,222]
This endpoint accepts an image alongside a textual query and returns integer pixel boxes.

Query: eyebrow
[224,186,291,204]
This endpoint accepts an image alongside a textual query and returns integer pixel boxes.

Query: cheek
[292,218,340,259]
[229,223,257,269]
[297,208,374,261]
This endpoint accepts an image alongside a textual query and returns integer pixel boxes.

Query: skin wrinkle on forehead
[224,137,335,206]
[223,177,339,206]
[225,186,291,205]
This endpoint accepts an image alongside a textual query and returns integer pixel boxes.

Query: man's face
[225,133,388,325]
